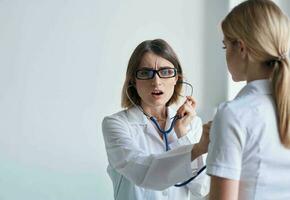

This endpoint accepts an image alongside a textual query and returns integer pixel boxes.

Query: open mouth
[151,89,164,96]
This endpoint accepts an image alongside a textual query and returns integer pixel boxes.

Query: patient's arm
[209,176,239,200]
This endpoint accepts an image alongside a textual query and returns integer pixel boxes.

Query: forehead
[139,52,174,67]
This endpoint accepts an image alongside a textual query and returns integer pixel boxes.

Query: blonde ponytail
[271,56,290,148]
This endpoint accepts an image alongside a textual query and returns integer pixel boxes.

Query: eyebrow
[138,66,174,70]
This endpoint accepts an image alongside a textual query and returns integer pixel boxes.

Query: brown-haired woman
[102,39,210,199]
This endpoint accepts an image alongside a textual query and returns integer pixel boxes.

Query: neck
[140,103,167,121]
[246,61,273,83]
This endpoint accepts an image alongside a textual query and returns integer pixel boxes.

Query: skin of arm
[191,121,211,161]
[209,176,239,200]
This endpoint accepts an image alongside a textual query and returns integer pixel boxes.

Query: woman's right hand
[192,121,212,159]
[191,121,212,160]
[198,121,212,154]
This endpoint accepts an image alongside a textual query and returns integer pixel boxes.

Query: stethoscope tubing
[126,81,206,187]
[150,114,206,187]
[150,115,179,151]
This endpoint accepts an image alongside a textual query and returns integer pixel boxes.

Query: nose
[151,72,162,86]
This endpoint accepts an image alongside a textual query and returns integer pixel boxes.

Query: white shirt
[206,79,290,200]
[102,106,209,200]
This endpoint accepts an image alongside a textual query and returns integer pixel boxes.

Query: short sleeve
[206,103,246,180]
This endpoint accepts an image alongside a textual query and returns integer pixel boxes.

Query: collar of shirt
[235,79,272,99]
[125,106,178,147]
[125,105,176,125]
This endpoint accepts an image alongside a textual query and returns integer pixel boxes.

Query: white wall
[0,0,236,199]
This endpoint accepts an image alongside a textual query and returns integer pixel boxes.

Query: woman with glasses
[102,39,210,200]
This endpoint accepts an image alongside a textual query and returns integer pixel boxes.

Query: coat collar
[126,106,176,125]
[126,106,178,147]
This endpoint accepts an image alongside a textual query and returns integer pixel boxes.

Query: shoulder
[216,91,258,121]
[104,109,128,119]
[215,101,240,123]
[103,109,128,120]
[102,109,129,128]
[102,106,146,128]
[213,101,246,140]
[101,109,133,143]
[216,93,273,127]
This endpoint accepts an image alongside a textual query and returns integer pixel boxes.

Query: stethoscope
[126,81,206,187]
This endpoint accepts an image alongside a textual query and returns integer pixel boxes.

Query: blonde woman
[206,0,290,199]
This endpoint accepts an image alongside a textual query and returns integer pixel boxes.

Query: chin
[232,77,239,82]
[149,96,170,106]
[232,76,245,82]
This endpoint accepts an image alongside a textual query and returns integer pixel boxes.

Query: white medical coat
[102,106,209,200]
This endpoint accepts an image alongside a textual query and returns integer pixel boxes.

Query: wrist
[175,127,187,138]
[191,143,205,161]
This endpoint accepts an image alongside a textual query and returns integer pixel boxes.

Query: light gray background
[0,0,289,199]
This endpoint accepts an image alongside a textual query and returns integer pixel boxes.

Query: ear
[237,40,247,59]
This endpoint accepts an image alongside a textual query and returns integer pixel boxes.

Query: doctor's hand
[174,96,197,138]
[191,121,212,161]
[198,121,212,154]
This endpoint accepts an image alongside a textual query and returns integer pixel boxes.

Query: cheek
[135,81,144,94]
[135,81,150,98]
[226,51,235,72]
[166,80,177,93]
[226,51,231,65]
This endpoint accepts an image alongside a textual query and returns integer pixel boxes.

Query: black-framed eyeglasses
[135,67,177,80]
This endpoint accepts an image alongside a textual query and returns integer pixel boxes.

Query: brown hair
[222,0,290,148]
[121,39,183,108]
